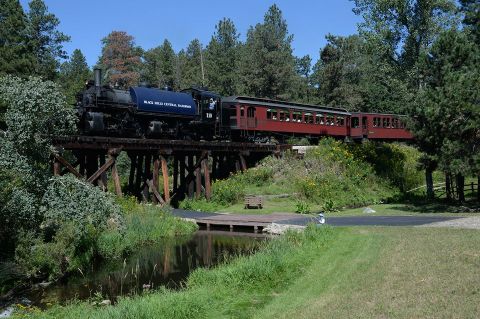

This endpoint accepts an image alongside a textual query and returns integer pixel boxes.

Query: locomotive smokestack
[94,68,102,87]
[94,68,102,96]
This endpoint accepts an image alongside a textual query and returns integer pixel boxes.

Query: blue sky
[20,0,362,67]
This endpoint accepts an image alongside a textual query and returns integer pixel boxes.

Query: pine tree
[27,0,70,80]
[294,55,312,103]
[205,18,240,95]
[408,30,480,200]
[99,31,142,89]
[239,4,297,99]
[312,35,365,109]
[180,39,205,89]
[58,49,91,104]
[143,39,176,89]
[0,0,35,76]
[460,0,480,44]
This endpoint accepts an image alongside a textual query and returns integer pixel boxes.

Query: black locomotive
[77,69,225,140]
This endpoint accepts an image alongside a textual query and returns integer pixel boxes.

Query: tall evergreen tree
[294,55,312,103]
[312,35,365,109]
[180,39,205,89]
[142,39,176,89]
[239,4,297,99]
[408,30,479,200]
[0,0,35,76]
[27,0,70,80]
[205,18,240,95]
[460,0,480,44]
[99,31,142,89]
[58,49,91,104]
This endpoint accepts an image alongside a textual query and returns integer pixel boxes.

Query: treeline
[0,0,479,199]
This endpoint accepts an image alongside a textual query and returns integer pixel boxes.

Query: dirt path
[419,216,480,229]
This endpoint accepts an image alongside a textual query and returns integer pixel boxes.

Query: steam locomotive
[77,69,223,140]
[77,69,412,142]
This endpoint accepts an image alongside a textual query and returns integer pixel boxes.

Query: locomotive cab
[182,87,220,123]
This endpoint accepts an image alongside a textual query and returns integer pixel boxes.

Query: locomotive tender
[77,69,412,142]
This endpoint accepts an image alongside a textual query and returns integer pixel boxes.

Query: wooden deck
[181,212,302,232]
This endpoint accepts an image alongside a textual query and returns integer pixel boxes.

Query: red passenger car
[220,96,413,142]
[222,96,352,142]
[350,112,412,140]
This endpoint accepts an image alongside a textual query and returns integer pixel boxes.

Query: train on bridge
[77,69,413,143]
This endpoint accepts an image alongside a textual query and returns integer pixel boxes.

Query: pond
[21,230,268,309]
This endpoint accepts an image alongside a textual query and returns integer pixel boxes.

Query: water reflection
[26,231,268,308]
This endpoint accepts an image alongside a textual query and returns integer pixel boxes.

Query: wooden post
[173,155,178,193]
[79,154,86,177]
[143,154,152,201]
[456,174,465,202]
[203,157,211,200]
[160,155,170,203]
[235,159,241,173]
[135,154,144,198]
[212,155,217,181]
[128,153,136,193]
[53,157,61,176]
[53,154,82,178]
[179,155,186,200]
[446,173,452,201]
[110,154,123,197]
[195,160,202,199]
[478,176,480,202]
[152,156,160,204]
[86,153,99,179]
[239,154,247,171]
[98,154,107,190]
[188,155,194,198]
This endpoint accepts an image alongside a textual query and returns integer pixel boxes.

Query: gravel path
[419,216,480,229]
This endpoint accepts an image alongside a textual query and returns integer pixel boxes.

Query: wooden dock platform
[174,211,304,232]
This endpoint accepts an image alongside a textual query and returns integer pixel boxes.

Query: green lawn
[23,226,480,319]
[331,202,477,217]
[215,199,477,217]
[255,227,480,319]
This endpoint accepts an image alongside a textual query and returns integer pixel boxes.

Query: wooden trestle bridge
[51,136,290,206]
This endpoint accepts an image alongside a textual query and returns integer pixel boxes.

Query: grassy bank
[19,226,480,318]
[180,139,424,214]
[3,192,197,294]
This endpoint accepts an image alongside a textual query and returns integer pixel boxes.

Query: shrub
[40,175,123,231]
[212,177,244,205]
[14,176,123,280]
[348,141,423,192]
[295,200,311,214]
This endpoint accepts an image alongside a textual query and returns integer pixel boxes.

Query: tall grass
[24,226,337,319]
[98,197,198,259]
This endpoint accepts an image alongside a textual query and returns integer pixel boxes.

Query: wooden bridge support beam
[51,139,285,207]
[160,155,170,203]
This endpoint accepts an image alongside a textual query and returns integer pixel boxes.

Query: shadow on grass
[389,196,480,214]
